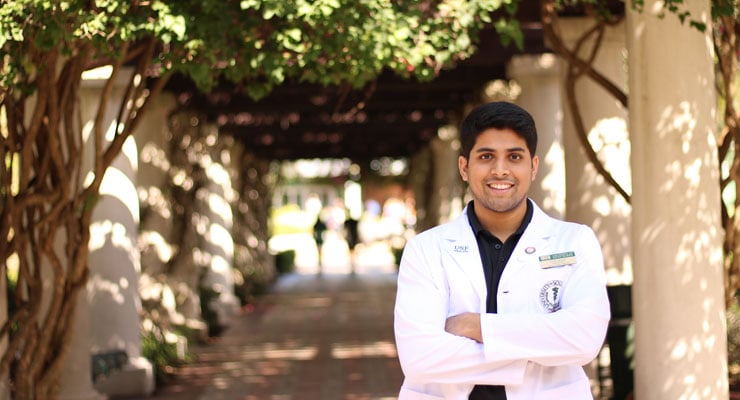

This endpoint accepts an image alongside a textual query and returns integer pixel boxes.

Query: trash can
[606,285,634,400]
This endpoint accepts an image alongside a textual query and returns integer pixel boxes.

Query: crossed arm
[445,313,483,343]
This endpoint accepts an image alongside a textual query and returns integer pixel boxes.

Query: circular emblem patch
[539,280,563,312]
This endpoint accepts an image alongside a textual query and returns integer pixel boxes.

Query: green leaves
[631,0,734,33]
[151,2,187,43]
[494,18,523,49]
[1,0,525,100]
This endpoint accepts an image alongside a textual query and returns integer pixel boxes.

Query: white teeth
[489,183,512,189]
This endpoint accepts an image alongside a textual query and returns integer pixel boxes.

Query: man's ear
[531,155,540,181]
[458,155,469,182]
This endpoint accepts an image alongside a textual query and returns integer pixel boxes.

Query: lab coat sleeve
[480,225,610,367]
[394,234,527,386]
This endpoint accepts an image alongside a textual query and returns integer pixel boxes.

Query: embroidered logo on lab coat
[453,245,469,253]
[539,280,563,312]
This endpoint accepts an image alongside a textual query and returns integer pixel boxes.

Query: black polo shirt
[466,199,533,400]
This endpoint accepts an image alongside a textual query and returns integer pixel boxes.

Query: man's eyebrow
[473,146,527,153]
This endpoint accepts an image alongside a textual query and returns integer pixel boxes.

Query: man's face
[458,128,539,216]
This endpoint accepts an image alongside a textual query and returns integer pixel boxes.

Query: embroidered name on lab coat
[453,245,469,253]
[539,251,576,268]
[540,280,563,312]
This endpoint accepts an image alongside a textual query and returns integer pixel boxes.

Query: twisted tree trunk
[0,39,168,399]
[715,12,740,305]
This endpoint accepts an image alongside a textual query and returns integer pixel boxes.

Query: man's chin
[479,199,524,214]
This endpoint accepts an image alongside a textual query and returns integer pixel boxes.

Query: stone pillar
[431,127,467,224]
[408,144,435,232]
[505,54,565,219]
[627,1,729,399]
[59,67,155,399]
[557,17,632,285]
[409,125,466,232]
[88,136,154,398]
[57,291,106,400]
[197,124,240,329]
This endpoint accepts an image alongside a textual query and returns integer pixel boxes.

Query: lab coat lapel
[442,212,488,302]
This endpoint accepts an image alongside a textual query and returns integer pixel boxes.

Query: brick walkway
[147,271,403,400]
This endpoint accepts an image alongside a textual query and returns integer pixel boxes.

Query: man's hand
[445,312,483,343]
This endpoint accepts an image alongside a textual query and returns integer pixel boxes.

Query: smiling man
[394,101,610,400]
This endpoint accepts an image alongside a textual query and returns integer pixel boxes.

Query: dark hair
[459,101,537,159]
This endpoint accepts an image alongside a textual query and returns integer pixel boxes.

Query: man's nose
[490,159,509,176]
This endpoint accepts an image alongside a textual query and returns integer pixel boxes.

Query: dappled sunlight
[209,255,232,276]
[138,186,172,219]
[331,341,398,359]
[592,196,613,216]
[657,102,698,154]
[218,344,321,361]
[204,190,234,230]
[89,220,137,255]
[630,91,726,398]
[138,230,174,263]
[96,167,140,222]
[564,112,632,285]
[207,222,234,257]
[588,117,630,193]
[539,140,565,215]
[140,142,171,171]
[167,269,402,400]
[89,275,127,305]
[197,152,231,186]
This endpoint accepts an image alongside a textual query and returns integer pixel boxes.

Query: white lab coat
[394,201,610,400]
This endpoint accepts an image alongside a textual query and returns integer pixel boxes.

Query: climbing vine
[542,0,740,305]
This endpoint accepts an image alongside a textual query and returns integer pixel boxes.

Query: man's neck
[474,201,528,242]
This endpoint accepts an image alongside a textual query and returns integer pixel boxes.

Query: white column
[627,1,728,399]
[87,136,154,398]
[57,291,106,400]
[432,125,467,224]
[61,67,154,399]
[198,125,240,328]
[505,54,566,219]
[558,17,632,285]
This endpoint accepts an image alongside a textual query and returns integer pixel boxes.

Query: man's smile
[487,181,515,190]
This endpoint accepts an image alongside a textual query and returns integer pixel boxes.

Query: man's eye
[480,154,492,160]
[510,154,523,160]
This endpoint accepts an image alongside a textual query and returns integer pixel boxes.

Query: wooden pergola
[166,3,550,161]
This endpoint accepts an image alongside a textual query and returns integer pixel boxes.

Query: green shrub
[199,285,224,337]
[141,330,188,384]
[275,250,296,274]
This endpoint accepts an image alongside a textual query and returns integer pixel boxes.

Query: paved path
[147,270,403,400]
